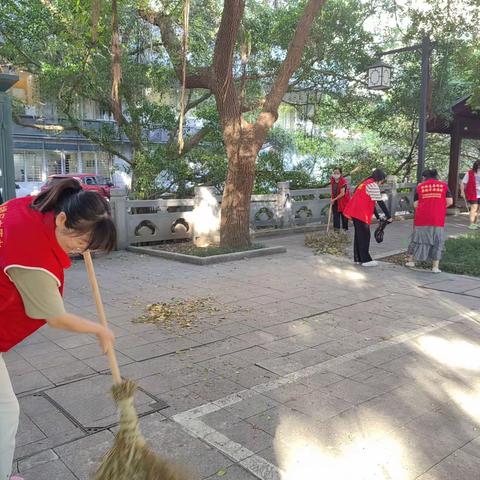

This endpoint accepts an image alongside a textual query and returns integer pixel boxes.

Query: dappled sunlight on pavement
[274,414,408,480]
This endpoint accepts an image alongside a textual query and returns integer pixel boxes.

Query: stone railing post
[110,187,128,250]
[386,175,398,217]
[193,186,220,247]
[276,181,292,228]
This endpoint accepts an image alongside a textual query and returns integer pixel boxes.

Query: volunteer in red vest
[406,169,453,273]
[0,178,116,480]
[343,169,393,267]
[330,167,350,231]
[460,160,480,229]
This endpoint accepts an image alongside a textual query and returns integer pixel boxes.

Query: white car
[15,183,40,198]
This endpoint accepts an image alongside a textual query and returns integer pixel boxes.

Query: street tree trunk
[142,0,326,247]
[217,0,325,247]
[220,122,266,246]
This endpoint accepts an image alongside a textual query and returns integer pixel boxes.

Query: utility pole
[0,71,19,201]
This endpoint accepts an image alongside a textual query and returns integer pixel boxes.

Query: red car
[41,174,114,199]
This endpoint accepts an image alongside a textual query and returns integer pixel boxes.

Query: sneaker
[362,260,378,267]
[432,267,442,273]
[354,261,361,265]
[468,223,478,230]
[405,261,415,268]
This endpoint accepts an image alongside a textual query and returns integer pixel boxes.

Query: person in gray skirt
[406,169,453,273]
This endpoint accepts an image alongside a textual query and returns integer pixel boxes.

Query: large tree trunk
[142,0,325,247]
[220,122,265,247]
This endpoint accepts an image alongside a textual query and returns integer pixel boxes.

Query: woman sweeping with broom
[330,167,350,232]
[0,178,116,480]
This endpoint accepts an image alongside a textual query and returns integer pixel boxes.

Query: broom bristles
[94,380,189,480]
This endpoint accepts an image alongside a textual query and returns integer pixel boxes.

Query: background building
[10,71,131,196]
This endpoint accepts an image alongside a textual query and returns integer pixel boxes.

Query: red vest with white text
[343,178,376,224]
[465,169,478,202]
[414,179,448,227]
[0,197,71,352]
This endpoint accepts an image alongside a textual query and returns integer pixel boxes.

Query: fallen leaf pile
[134,296,220,329]
[305,231,350,256]
[381,252,431,269]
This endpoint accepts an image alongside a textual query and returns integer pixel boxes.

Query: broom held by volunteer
[460,160,480,229]
[0,178,116,480]
[343,169,393,267]
[330,167,350,232]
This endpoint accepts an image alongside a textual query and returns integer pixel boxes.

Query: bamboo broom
[326,203,333,233]
[83,251,188,480]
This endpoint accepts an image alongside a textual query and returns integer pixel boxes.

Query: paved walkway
[5,213,480,479]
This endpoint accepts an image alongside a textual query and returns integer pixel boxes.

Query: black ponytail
[32,178,117,253]
[369,169,387,182]
[32,178,82,211]
[473,161,480,173]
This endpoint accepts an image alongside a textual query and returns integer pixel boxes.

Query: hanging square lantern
[367,61,392,90]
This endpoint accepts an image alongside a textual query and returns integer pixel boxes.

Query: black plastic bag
[374,219,389,243]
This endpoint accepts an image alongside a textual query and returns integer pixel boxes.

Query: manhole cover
[44,374,168,431]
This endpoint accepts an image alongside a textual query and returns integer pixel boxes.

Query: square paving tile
[44,374,164,429]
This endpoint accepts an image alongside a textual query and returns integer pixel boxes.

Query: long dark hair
[368,169,387,182]
[31,178,116,252]
[473,161,480,173]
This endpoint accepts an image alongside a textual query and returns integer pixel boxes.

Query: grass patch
[153,242,265,257]
[382,233,480,277]
[305,231,350,256]
[441,233,480,276]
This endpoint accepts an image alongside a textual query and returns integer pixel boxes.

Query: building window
[47,152,62,175]
[14,154,26,182]
[64,152,78,173]
[82,153,97,173]
[14,151,43,182]
[97,152,112,176]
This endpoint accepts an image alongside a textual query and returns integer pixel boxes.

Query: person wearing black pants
[344,169,393,267]
[333,202,349,231]
[330,167,350,232]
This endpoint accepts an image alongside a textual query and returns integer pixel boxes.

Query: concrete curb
[127,245,287,265]
[253,215,415,239]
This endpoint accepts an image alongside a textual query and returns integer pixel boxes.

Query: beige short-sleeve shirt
[7,267,66,319]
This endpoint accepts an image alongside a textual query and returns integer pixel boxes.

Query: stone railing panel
[111,180,417,249]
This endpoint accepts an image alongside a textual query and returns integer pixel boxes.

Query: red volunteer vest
[330,176,351,212]
[414,179,448,227]
[0,197,71,352]
[465,169,478,201]
[343,178,376,224]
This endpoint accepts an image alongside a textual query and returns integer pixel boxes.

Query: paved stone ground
[5,213,480,479]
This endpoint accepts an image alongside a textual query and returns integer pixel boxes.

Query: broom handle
[327,203,332,233]
[83,250,122,385]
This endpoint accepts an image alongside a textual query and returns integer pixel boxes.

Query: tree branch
[63,112,131,164]
[257,0,325,132]
[181,125,211,155]
[393,132,419,176]
[0,30,42,70]
[138,7,212,89]
[185,92,212,114]
[212,0,245,98]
